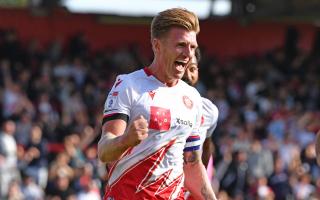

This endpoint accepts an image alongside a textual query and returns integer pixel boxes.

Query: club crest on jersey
[182,95,193,109]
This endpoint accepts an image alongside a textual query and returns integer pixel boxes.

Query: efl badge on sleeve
[106,91,118,109]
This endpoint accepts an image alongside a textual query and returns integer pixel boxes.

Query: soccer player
[182,49,219,199]
[98,8,217,200]
[182,48,218,170]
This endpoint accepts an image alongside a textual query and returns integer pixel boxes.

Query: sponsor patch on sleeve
[106,91,119,109]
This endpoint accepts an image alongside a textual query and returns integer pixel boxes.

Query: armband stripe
[102,113,129,125]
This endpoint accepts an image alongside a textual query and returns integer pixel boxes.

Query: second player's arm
[202,137,214,167]
[183,150,217,200]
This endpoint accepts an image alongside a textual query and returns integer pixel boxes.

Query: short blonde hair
[151,8,200,39]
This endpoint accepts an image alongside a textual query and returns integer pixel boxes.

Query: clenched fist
[124,115,149,147]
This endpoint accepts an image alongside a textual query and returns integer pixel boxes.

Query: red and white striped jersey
[102,68,203,200]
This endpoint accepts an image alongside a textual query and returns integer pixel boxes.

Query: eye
[189,66,198,72]
[177,42,186,48]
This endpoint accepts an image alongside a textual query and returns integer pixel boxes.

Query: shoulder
[202,98,219,114]
[179,80,202,99]
[201,97,219,120]
[111,69,145,90]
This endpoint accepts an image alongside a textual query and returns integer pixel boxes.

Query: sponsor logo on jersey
[148,90,156,100]
[149,106,171,131]
[176,117,193,128]
[114,79,123,88]
[106,91,118,109]
[182,95,193,109]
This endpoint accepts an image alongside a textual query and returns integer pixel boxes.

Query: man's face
[182,55,199,86]
[154,27,198,82]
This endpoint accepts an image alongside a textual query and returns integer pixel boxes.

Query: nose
[183,45,193,59]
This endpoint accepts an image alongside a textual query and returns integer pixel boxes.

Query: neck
[148,61,178,87]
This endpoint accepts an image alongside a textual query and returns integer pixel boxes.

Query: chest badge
[182,95,193,109]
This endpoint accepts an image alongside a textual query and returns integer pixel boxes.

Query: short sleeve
[102,75,132,125]
[202,98,219,138]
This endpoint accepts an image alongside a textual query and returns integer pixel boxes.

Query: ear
[152,38,161,54]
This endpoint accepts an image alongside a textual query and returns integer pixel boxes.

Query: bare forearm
[98,133,130,163]
[184,152,217,200]
[202,138,214,167]
[98,116,148,163]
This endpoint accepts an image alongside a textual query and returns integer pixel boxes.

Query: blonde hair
[151,8,200,39]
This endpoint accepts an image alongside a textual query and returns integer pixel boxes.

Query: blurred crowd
[0,26,319,200]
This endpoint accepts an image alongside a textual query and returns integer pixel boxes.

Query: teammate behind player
[182,49,219,199]
[98,8,217,200]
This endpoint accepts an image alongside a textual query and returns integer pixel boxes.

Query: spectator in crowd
[268,156,293,199]
[24,124,48,188]
[247,139,274,179]
[7,179,24,200]
[21,172,44,200]
[0,120,20,198]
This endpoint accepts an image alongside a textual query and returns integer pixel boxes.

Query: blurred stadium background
[0,0,319,199]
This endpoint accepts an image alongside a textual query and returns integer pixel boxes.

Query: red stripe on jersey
[107,147,133,182]
[103,113,116,118]
[143,67,153,76]
[104,139,184,200]
[201,115,204,125]
[187,135,200,140]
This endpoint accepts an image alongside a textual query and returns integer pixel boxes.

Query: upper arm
[183,90,204,163]
[98,118,129,162]
[101,118,128,137]
[202,98,219,138]
[203,137,214,153]
[102,74,132,123]
[101,73,133,135]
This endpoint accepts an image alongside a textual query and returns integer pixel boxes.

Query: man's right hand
[124,115,149,147]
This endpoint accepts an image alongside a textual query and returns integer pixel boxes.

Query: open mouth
[175,61,187,71]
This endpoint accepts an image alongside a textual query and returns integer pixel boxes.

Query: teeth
[176,61,186,65]
[176,60,186,63]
